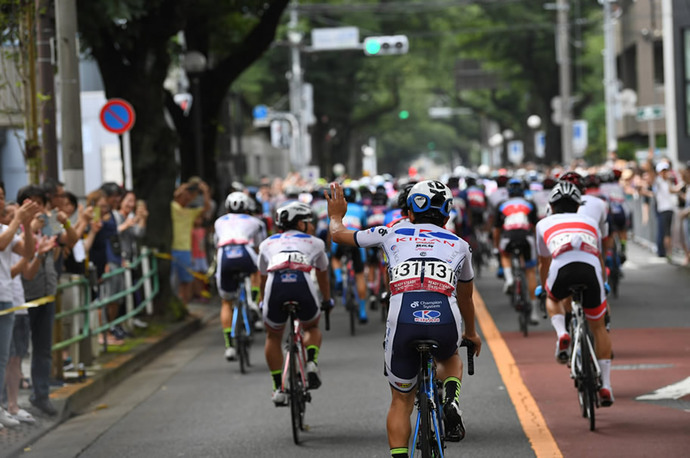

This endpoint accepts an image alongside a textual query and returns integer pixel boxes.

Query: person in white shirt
[652,162,682,260]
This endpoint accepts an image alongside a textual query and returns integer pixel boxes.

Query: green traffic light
[399,110,410,120]
[365,39,382,55]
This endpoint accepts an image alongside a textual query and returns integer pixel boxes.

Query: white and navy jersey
[578,195,609,239]
[536,213,602,266]
[487,187,509,212]
[354,221,474,298]
[258,230,329,274]
[214,213,266,248]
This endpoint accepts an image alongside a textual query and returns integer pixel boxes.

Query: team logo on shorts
[280,272,298,283]
[413,310,441,323]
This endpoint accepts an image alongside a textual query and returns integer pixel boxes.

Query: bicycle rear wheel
[347,291,356,336]
[581,333,597,431]
[236,310,248,374]
[417,387,433,458]
[288,345,303,444]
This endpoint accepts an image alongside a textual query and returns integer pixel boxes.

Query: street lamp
[527,115,544,161]
[182,51,207,178]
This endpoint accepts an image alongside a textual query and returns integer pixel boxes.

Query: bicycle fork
[230,291,252,339]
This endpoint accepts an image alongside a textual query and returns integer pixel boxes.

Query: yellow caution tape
[0,295,56,316]
[154,252,213,283]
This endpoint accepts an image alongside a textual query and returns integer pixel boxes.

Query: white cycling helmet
[225,192,251,213]
[406,180,453,216]
[276,202,314,229]
[548,181,582,206]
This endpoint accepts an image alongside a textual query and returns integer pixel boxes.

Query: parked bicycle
[411,339,475,458]
[567,284,602,431]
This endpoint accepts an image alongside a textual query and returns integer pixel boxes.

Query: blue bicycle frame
[230,281,252,340]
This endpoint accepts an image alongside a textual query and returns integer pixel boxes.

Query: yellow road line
[473,288,562,458]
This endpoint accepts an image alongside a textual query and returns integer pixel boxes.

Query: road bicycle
[336,253,360,336]
[230,273,254,374]
[604,234,623,298]
[366,249,389,323]
[411,339,475,458]
[507,245,532,337]
[567,284,602,431]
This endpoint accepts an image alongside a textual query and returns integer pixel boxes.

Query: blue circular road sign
[100,99,136,134]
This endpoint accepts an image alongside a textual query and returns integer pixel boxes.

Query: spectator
[652,161,682,260]
[1,188,40,427]
[191,213,210,301]
[113,190,149,328]
[679,163,690,266]
[171,180,210,306]
[87,188,125,343]
[16,185,64,417]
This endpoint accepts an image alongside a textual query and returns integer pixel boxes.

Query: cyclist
[599,169,630,263]
[214,192,266,361]
[487,174,510,278]
[327,181,482,458]
[535,182,614,406]
[258,202,332,405]
[330,186,369,323]
[493,178,540,324]
[366,186,390,307]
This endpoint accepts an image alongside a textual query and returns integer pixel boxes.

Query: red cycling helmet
[558,171,585,193]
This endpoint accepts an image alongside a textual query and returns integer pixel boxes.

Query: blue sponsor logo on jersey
[413,309,441,323]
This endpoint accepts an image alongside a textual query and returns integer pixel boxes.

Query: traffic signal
[363,35,409,56]
[399,110,410,120]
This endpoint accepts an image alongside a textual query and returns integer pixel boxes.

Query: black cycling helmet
[371,188,388,206]
[342,187,357,204]
[558,171,585,193]
[495,175,510,188]
[507,178,525,197]
[542,176,557,190]
[397,182,416,213]
[275,202,314,229]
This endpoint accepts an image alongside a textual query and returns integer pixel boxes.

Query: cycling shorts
[608,207,627,232]
[216,245,258,300]
[546,261,607,320]
[332,243,365,274]
[499,230,537,268]
[262,269,321,331]
[384,291,462,392]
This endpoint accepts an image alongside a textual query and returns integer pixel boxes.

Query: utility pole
[557,0,574,166]
[55,0,85,197]
[602,0,619,155]
[37,0,58,181]
[287,1,310,174]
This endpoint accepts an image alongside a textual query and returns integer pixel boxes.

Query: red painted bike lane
[504,327,690,457]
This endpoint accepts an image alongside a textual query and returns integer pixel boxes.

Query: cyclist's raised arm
[326,183,357,246]
[456,280,481,356]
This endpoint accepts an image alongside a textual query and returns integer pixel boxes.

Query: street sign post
[310,27,360,51]
[508,140,524,165]
[572,119,588,157]
[635,105,665,122]
[100,99,135,189]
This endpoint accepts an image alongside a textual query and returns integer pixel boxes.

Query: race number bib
[390,260,456,297]
[504,213,530,230]
[223,246,246,259]
[267,251,312,272]
[548,232,599,258]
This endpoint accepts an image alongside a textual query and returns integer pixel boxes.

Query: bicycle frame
[230,276,252,340]
[411,343,445,457]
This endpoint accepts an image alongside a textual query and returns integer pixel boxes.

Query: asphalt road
[23,242,690,457]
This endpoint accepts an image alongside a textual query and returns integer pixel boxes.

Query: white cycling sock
[504,268,513,284]
[599,359,612,388]
[550,314,567,337]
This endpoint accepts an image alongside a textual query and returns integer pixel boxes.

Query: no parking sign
[100,99,135,134]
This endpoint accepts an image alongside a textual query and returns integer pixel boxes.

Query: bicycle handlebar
[320,300,332,331]
[460,338,476,376]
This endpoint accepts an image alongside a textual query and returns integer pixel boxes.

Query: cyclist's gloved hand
[535,285,545,298]
[604,282,611,295]
[321,298,334,310]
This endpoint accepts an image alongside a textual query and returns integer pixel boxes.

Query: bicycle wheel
[347,290,356,336]
[236,309,247,374]
[289,343,303,444]
[581,332,597,431]
[418,385,433,458]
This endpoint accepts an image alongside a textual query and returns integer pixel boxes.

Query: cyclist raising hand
[327,181,481,458]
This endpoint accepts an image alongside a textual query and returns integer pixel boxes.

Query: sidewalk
[0,298,220,458]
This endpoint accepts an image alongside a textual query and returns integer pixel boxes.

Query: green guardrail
[51,247,160,352]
